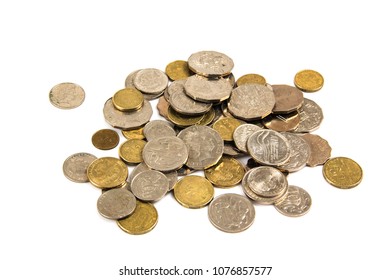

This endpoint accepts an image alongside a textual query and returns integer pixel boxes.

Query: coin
[49,82,85,109]
[127,162,150,187]
[87,157,128,189]
[143,120,176,141]
[117,200,158,235]
[165,60,192,81]
[119,139,146,165]
[212,117,243,141]
[294,69,324,92]
[236,73,266,86]
[232,124,261,153]
[208,193,255,233]
[204,156,245,188]
[97,188,136,219]
[157,96,170,119]
[163,170,178,191]
[187,50,234,77]
[279,132,311,172]
[166,79,186,101]
[133,68,169,94]
[125,70,141,88]
[121,127,145,140]
[112,88,144,112]
[274,185,312,217]
[173,175,214,208]
[169,84,212,116]
[294,98,323,133]
[271,84,304,114]
[301,133,331,167]
[323,157,363,189]
[91,129,120,150]
[184,75,232,103]
[131,170,169,202]
[223,142,244,157]
[167,106,204,127]
[63,152,97,183]
[196,107,215,126]
[262,111,300,132]
[247,166,288,197]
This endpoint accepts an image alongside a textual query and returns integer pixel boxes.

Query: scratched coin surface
[133,68,169,94]
[294,69,324,92]
[323,157,363,189]
[91,129,120,150]
[236,73,266,86]
[173,175,214,208]
[184,75,232,103]
[165,60,192,81]
[204,156,245,188]
[212,117,243,141]
[272,84,304,113]
[49,82,85,109]
[112,88,144,112]
[247,166,288,197]
[119,139,147,164]
[97,188,136,219]
[169,84,212,116]
[131,170,169,202]
[143,120,176,141]
[274,185,312,217]
[279,132,311,172]
[301,133,331,167]
[187,50,234,77]
[63,152,97,183]
[295,98,324,133]
[87,157,128,189]
[233,124,262,153]
[208,193,255,233]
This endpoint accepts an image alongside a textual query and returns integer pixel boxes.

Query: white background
[1,1,389,279]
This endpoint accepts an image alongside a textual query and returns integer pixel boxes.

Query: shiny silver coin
[97,188,136,220]
[143,120,176,141]
[63,152,97,183]
[233,124,262,153]
[247,166,288,198]
[133,68,169,94]
[274,185,311,217]
[131,170,169,202]
[184,75,232,103]
[187,50,234,77]
[279,132,311,172]
[294,98,323,133]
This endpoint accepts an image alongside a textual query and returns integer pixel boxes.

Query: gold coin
[92,129,120,150]
[197,107,215,126]
[167,106,203,127]
[87,157,128,189]
[204,156,245,188]
[117,200,158,235]
[119,139,146,164]
[323,157,363,189]
[112,88,144,112]
[236,73,267,86]
[165,60,192,81]
[121,127,145,140]
[212,117,243,141]
[174,175,214,208]
[294,70,324,92]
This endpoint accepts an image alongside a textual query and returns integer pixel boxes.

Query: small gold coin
[204,156,245,188]
[92,129,120,150]
[323,157,363,189]
[167,106,203,127]
[121,127,145,140]
[294,70,324,92]
[212,117,243,141]
[174,175,214,208]
[236,73,267,86]
[87,157,128,189]
[112,88,144,112]
[119,139,146,164]
[117,200,158,235]
[165,60,192,81]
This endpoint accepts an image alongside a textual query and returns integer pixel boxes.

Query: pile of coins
[59,50,363,234]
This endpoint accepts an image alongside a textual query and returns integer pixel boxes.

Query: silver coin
[103,98,152,130]
[142,90,165,101]
[247,166,288,197]
[208,193,255,233]
[188,50,234,77]
[279,132,311,172]
[233,124,262,153]
[49,82,85,109]
[221,101,234,118]
[223,142,244,157]
[124,70,141,88]
[177,125,224,170]
[184,75,232,103]
[142,136,188,172]
[133,68,169,95]
[228,84,275,121]
[131,170,169,202]
[169,84,212,116]
[294,98,323,133]
[97,188,136,219]
[274,185,311,217]
[63,152,97,183]
[143,120,176,141]
[162,170,178,191]
[165,79,186,101]
[247,129,291,166]
[127,162,150,187]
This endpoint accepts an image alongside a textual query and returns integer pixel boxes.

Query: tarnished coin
[279,132,311,172]
[294,69,324,92]
[274,185,312,217]
[233,124,261,153]
[131,170,169,202]
[133,68,169,94]
[112,88,144,112]
[173,175,214,208]
[87,157,128,189]
[236,73,266,86]
[122,127,145,140]
[188,50,234,77]
[262,111,300,132]
[92,129,120,150]
[103,98,152,130]
[204,156,245,188]
[63,152,97,183]
[228,84,275,121]
[117,200,158,235]
[142,136,188,172]
[301,133,331,167]
[167,106,204,127]
[178,125,224,170]
[247,129,291,166]
[212,117,243,141]
[169,85,212,116]
[125,70,141,88]
[272,84,304,113]
[165,60,192,81]
[323,157,363,189]
[119,139,147,164]
[97,188,136,220]
[143,120,176,141]
[247,166,288,197]
[184,75,232,103]
[49,82,85,109]
[208,193,255,233]
[295,98,324,133]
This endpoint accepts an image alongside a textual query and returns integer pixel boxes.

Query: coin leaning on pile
[60,50,363,234]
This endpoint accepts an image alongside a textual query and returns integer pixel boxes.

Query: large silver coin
[124,70,141,88]
[97,188,136,219]
[294,98,323,133]
[133,68,169,95]
[279,132,311,172]
[274,185,312,217]
[142,136,188,172]
[131,170,169,202]
[208,193,255,233]
[63,152,97,183]
[188,50,234,77]
[169,84,212,116]
[177,125,224,170]
[184,75,232,103]
[233,124,262,153]
[143,120,176,141]
[49,82,85,109]
[247,166,288,198]
[127,162,150,187]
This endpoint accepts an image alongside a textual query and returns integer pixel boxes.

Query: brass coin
[121,127,145,140]
[173,175,214,208]
[196,107,215,126]
[117,200,158,235]
[165,60,192,81]
[262,111,300,132]
[212,117,243,141]
[112,88,144,112]
[92,129,120,150]
[167,106,203,127]
[204,156,245,188]
[236,73,266,86]
[87,157,128,189]
[49,82,85,109]
[323,157,363,189]
[294,70,324,92]
[119,139,147,164]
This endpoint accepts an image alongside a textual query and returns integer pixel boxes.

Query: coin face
[165,60,192,81]
[169,85,212,116]
[188,50,234,77]
[173,175,214,208]
[131,170,169,202]
[49,82,85,109]
[271,84,304,113]
[127,162,150,187]
[279,132,311,172]
[274,185,312,217]
[97,188,136,219]
[212,117,243,141]
[294,69,324,92]
[133,68,169,94]
[91,129,120,150]
[143,120,176,141]
[247,166,288,197]
[295,98,323,133]
[236,73,266,86]
[63,152,97,183]
[233,124,262,153]
[301,133,331,167]
[112,88,144,112]
[119,139,147,164]
[208,193,255,233]
[184,75,232,103]
[204,156,245,188]
[87,157,128,189]
[323,157,363,189]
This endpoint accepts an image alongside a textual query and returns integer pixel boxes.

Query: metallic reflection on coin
[204,156,245,188]
[247,166,288,197]
[49,82,85,109]
[165,60,192,81]
[233,124,261,153]
[262,111,300,132]
[173,175,214,208]
[188,50,234,77]
[323,157,363,189]
[169,85,212,116]
[295,98,323,133]
[63,152,97,183]
[97,188,136,220]
[127,162,150,187]
[131,170,169,202]
[236,73,266,86]
[274,185,311,217]
[87,157,128,189]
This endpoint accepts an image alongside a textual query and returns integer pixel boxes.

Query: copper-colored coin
[173,175,214,208]
[262,111,300,132]
[91,129,120,150]
[294,70,324,92]
[119,139,147,164]
[272,84,304,113]
[323,157,363,189]
[236,73,266,86]
[212,117,243,141]
[87,157,128,189]
[165,60,192,81]
[204,156,245,188]
[301,133,332,167]
[112,88,144,112]
[121,127,145,140]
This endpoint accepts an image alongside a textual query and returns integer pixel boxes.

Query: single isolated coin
[294,69,324,92]
[323,157,363,189]
[63,152,97,183]
[87,157,128,189]
[165,60,192,81]
[91,129,120,150]
[187,50,234,77]
[173,175,214,208]
[274,185,312,217]
[49,82,85,109]
[97,188,136,220]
